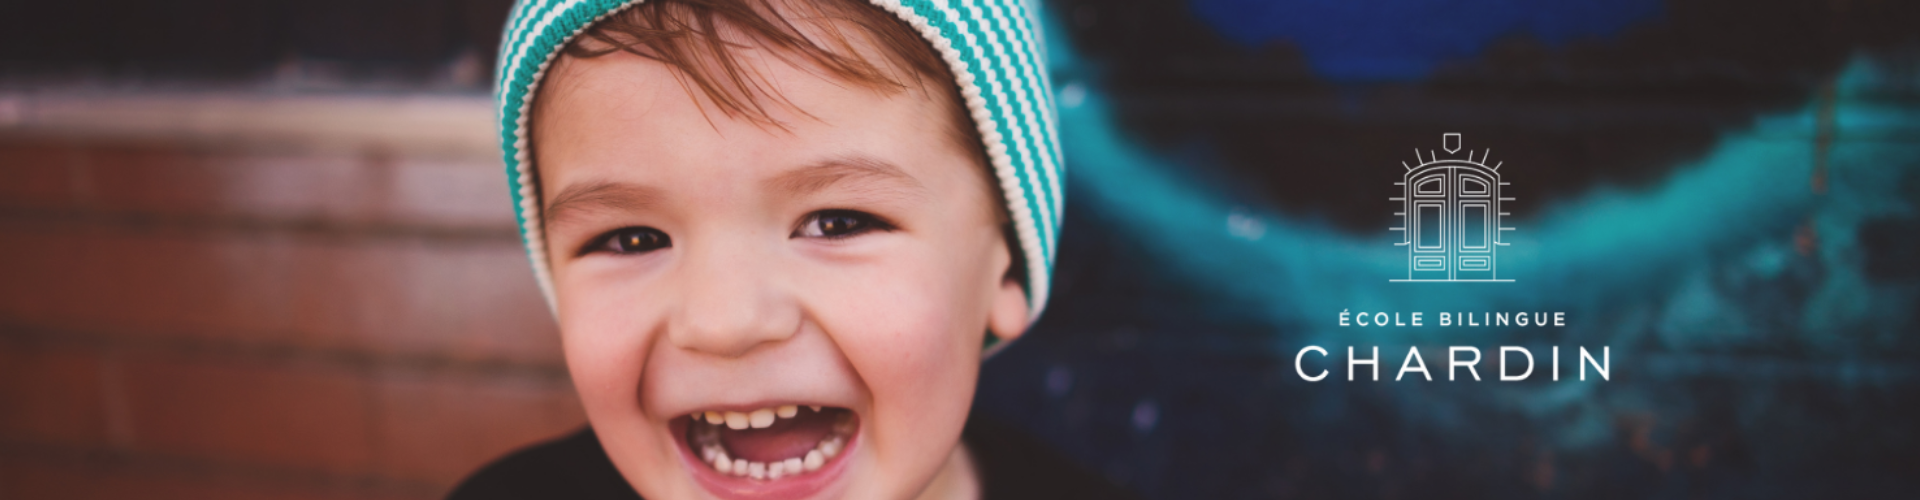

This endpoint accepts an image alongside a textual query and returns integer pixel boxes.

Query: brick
[0,455,436,500]
[116,353,374,475]
[370,369,586,486]
[0,344,112,449]
[0,225,563,365]
[0,139,515,232]
[0,140,91,209]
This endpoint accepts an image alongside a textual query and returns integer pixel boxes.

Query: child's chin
[669,408,862,500]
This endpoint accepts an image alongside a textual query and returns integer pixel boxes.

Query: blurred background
[2,0,1917,499]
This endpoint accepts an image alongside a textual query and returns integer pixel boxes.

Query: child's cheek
[812,250,972,366]
[555,276,690,496]
[556,278,660,417]
[814,249,982,436]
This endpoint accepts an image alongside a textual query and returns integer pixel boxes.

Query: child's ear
[987,276,1029,344]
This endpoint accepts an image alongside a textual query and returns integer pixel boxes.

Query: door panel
[1411,200,1448,279]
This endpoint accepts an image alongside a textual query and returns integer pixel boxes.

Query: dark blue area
[970,3,1920,499]
[1188,0,1662,81]
[979,167,1920,499]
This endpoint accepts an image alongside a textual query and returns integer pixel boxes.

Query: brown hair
[548,0,985,166]
[533,0,1022,284]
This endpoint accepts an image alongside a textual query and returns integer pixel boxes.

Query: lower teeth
[689,408,853,480]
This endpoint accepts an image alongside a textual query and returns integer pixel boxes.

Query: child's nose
[665,241,800,357]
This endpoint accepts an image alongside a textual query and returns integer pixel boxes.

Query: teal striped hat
[494,0,1066,343]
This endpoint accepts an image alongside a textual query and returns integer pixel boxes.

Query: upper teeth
[688,405,852,481]
[701,405,805,430]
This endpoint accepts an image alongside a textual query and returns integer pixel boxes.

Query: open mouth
[685,405,858,481]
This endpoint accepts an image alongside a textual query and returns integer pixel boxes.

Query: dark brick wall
[0,137,581,499]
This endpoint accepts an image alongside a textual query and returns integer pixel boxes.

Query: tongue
[720,409,839,462]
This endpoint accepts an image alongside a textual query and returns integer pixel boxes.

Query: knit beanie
[494,0,1064,352]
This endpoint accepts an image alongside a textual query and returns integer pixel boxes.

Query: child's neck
[915,442,981,500]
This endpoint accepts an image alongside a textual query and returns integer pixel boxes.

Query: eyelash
[582,226,672,256]
[578,210,894,256]
[793,209,896,239]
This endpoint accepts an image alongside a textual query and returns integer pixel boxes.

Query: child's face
[534,36,1029,500]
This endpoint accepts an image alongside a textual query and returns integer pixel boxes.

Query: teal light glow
[1046,15,1919,447]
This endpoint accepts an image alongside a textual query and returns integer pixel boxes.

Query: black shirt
[448,416,1139,500]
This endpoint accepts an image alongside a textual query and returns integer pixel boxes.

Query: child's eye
[585,226,672,255]
[794,210,894,239]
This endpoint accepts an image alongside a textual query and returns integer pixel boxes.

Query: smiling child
[447,1,1132,499]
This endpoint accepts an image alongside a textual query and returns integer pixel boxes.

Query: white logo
[1391,133,1514,282]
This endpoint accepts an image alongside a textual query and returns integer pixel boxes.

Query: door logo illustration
[1391,133,1515,282]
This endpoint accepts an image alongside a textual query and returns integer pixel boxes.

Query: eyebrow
[543,180,666,230]
[766,155,926,199]
[542,155,924,231]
